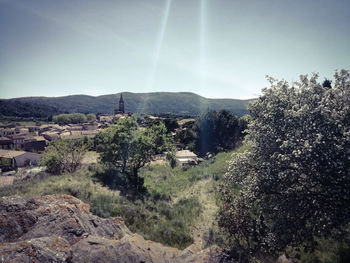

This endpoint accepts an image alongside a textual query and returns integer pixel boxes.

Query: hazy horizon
[3,91,255,100]
[1,0,350,99]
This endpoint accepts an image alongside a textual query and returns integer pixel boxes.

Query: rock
[0,195,223,263]
[0,236,72,263]
[276,254,294,263]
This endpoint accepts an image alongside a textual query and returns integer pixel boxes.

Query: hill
[1,92,252,117]
[0,99,59,118]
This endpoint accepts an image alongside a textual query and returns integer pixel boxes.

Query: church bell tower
[119,93,125,114]
[114,93,125,115]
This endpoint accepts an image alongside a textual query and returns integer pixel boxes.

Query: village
[0,95,199,175]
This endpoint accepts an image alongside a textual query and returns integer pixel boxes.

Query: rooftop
[0,149,27,158]
[176,150,197,158]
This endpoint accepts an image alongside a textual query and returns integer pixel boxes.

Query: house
[81,130,99,137]
[0,150,41,170]
[99,115,113,123]
[0,137,13,149]
[60,130,98,140]
[83,122,98,130]
[112,114,126,122]
[42,132,60,141]
[8,134,29,149]
[39,124,62,135]
[175,150,199,167]
[67,125,84,131]
[15,127,30,134]
[24,136,46,152]
[39,125,52,134]
[25,125,40,133]
[0,128,16,137]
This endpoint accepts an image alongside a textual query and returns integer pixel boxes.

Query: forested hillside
[1,92,251,116]
[0,99,59,118]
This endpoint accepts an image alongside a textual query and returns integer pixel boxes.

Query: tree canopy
[52,113,88,125]
[218,70,350,260]
[175,110,248,156]
[98,116,173,190]
[41,138,88,174]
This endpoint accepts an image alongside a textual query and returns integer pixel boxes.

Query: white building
[0,150,41,169]
[175,150,198,167]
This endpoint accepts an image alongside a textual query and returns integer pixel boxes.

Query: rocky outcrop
[0,195,223,263]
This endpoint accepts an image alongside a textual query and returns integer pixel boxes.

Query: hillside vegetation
[2,92,251,116]
[0,99,59,118]
[0,151,233,250]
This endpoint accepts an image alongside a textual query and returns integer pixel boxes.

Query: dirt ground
[0,176,15,188]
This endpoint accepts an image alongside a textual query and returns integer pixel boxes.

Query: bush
[41,138,88,174]
[219,70,350,260]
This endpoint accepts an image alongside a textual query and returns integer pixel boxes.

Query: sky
[1,0,350,99]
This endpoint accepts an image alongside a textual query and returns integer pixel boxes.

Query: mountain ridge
[1,92,253,117]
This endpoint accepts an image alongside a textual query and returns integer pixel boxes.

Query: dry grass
[81,151,100,165]
[0,176,15,188]
[173,178,218,249]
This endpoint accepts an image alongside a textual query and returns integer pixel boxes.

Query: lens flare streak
[200,0,207,90]
[147,0,172,90]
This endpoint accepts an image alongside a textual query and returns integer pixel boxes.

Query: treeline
[0,99,59,118]
[53,113,96,125]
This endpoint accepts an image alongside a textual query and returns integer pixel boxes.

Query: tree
[163,118,179,133]
[98,116,173,190]
[218,70,350,260]
[86,113,97,122]
[52,113,88,125]
[195,110,246,156]
[175,120,198,151]
[41,138,88,174]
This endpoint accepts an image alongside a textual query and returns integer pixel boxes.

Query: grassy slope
[0,151,234,249]
[141,150,235,248]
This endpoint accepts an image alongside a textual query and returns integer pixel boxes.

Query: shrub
[219,70,350,260]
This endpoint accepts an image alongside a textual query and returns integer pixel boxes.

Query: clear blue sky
[1,0,350,99]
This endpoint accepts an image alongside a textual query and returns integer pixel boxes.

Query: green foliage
[0,169,120,218]
[86,113,96,122]
[296,238,350,263]
[98,116,174,190]
[0,157,12,168]
[0,167,201,249]
[196,110,245,155]
[53,113,87,125]
[176,110,248,156]
[163,118,179,133]
[175,120,198,151]
[141,151,234,199]
[218,70,350,260]
[41,138,88,174]
[112,197,201,249]
[0,99,59,118]
[0,145,238,250]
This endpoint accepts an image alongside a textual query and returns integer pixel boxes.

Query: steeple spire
[119,93,125,113]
